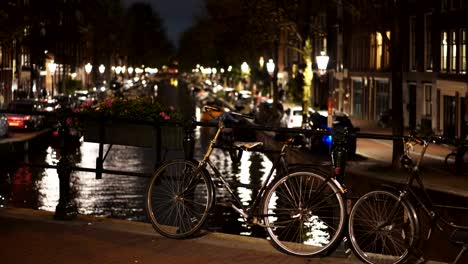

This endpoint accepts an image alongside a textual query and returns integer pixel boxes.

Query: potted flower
[70,97,184,148]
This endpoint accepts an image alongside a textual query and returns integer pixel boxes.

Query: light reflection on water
[0,121,275,236]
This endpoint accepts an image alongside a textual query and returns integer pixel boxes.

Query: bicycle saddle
[233,141,264,151]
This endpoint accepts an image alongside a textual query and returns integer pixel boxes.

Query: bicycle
[145,105,347,257]
[347,133,468,264]
[445,143,467,175]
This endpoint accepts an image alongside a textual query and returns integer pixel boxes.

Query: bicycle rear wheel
[146,159,213,239]
[262,170,346,257]
[348,190,418,264]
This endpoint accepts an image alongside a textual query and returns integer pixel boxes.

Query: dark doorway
[443,95,456,138]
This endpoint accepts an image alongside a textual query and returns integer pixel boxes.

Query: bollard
[54,117,77,220]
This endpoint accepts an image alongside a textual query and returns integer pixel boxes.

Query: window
[442,0,448,11]
[451,30,457,72]
[384,31,391,69]
[451,0,461,9]
[376,80,390,117]
[441,31,448,71]
[353,80,363,118]
[410,16,416,71]
[376,32,383,70]
[425,13,433,70]
[461,29,467,74]
[424,84,432,116]
[370,33,376,69]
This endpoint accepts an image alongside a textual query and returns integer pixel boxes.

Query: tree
[124,3,174,67]
[242,0,328,122]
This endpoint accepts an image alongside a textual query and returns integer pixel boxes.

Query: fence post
[54,116,77,220]
[183,119,195,160]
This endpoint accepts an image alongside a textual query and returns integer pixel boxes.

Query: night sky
[122,0,203,46]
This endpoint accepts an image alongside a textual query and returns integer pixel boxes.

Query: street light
[99,64,105,74]
[315,51,332,128]
[48,61,57,97]
[241,61,249,75]
[258,56,264,70]
[266,59,275,97]
[98,64,106,85]
[316,51,329,75]
[85,63,92,89]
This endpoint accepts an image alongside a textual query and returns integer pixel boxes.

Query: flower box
[83,121,184,149]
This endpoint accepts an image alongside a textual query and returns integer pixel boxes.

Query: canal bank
[0,129,52,155]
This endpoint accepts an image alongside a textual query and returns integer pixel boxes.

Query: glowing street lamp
[316,51,329,75]
[266,59,275,97]
[84,63,92,89]
[315,51,332,128]
[98,64,106,74]
[259,56,265,70]
[241,61,249,75]
[266,59,275,76]
[48,61,57,97]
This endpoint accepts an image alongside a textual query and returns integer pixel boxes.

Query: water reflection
[0,122,275,238]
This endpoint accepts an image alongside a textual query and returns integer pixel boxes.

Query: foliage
[77,97,183,123]
[124,3,175,67]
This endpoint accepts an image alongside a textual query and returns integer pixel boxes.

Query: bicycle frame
[195,118,289,223]
[383,138,467,244]
[195,117,346,226]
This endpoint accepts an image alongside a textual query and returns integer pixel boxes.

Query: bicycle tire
[348,190,419,264]
[444,152,457,174]
[146,159,213,239]
[262,169,346,257]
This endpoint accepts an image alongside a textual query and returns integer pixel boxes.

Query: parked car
[6,100,45,131]
[308,110,360,157]
[0,114,8,137]
[283,105,314,128]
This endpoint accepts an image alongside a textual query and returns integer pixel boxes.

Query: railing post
[95,119,104,180]
[183,119,195,160]
[54,116,77,220]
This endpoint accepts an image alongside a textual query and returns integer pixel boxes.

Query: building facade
[341,0,467,138]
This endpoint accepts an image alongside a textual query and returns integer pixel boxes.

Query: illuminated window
[410,17,416,71]
[370,33,376,69]
[451,30,457,72]
[441,31,448,72]
[384,31,391,68]
[425,13,433,71]
[461,29,467,74]
[424,84,432,117]
[376,32,382,70]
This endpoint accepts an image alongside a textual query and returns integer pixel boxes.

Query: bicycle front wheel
[262,170,346,257]
[146,159,213,239]
[348,190,418,264]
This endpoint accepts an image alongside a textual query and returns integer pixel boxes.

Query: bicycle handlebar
[203,105,254,120]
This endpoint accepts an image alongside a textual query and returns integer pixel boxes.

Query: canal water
[0,109,274,238]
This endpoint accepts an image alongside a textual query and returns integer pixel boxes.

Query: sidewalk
[349,117,468,198]
[0,207,360,264]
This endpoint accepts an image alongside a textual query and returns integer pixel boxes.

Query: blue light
[322,135,333,145]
